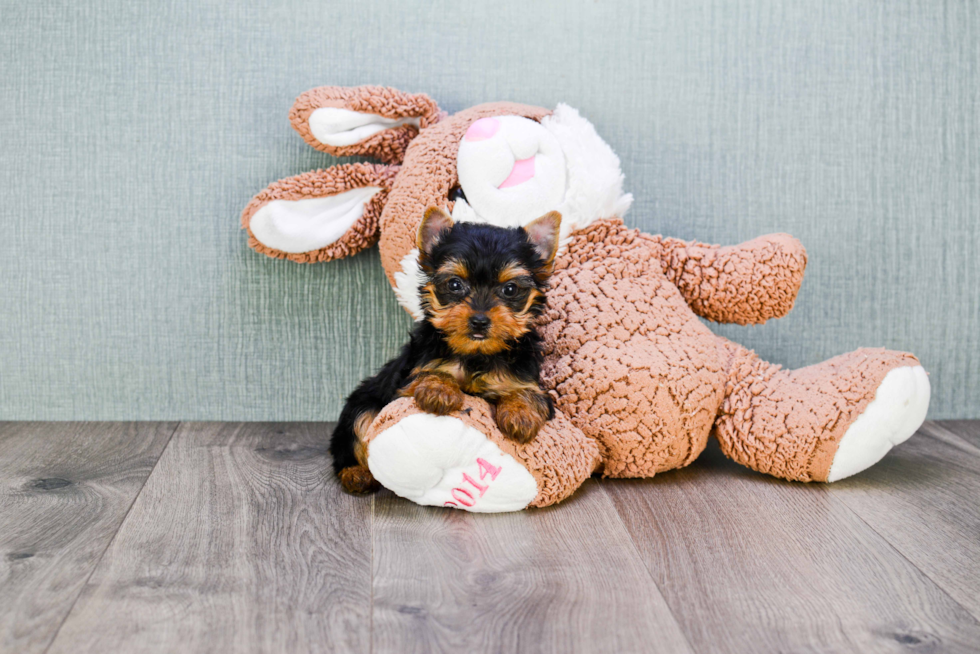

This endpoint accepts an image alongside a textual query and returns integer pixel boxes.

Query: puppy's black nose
[469,314,491,332]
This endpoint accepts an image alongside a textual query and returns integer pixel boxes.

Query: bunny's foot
[715,341,930,482]
[362,396,599,512]
[826,364,930,481]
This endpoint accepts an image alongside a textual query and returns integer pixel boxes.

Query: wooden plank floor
[0,423,177,654]
[1,421,979,653]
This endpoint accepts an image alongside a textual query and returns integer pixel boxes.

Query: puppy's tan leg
[495,391,552,444]
[338,410,380,494]
[403,372,465,416]
[338,465,380,494]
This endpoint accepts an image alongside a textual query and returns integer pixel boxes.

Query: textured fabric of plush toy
[657,233,808,325]
[241,86,931,511]
[539,218,816,478]
[540,219,726,477]
[714,342,921,481]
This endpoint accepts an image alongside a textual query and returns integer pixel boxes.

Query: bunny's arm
[651,233,808,325]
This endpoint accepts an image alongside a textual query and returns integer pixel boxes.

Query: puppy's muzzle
[468,313,491,339]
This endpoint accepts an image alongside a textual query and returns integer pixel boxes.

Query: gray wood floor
[1,421,979,654]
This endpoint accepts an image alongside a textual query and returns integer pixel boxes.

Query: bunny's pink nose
[464,117,500,142]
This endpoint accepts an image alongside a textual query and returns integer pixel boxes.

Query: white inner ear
[308,107,421,147]
[249,186,381,254]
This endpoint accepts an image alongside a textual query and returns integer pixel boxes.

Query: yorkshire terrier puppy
[330,206,562,494]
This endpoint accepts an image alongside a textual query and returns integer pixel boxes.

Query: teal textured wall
[1,0,977,419]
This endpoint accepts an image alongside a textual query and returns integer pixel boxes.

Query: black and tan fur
[330,207,561,494]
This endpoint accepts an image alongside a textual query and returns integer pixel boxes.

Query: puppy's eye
[500,282,519,298]
[447,277,465,293]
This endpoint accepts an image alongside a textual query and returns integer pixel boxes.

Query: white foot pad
[828,365,930,482]
[367,414,538,512]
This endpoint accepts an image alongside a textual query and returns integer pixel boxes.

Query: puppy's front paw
[495,393,550,444]
[411,373,465,416]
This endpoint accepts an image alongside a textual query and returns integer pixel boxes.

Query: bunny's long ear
[290,86,443,164]
[241,163,399,263]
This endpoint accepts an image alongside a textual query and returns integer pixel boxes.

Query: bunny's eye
[449,186,467,202]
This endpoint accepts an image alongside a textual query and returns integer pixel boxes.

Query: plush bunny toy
[242,85,930,512]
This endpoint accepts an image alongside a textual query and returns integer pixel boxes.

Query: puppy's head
[416,207,561,356]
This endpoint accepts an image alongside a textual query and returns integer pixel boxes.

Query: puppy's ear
[523,211,562,271]
[417,206,455,255]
